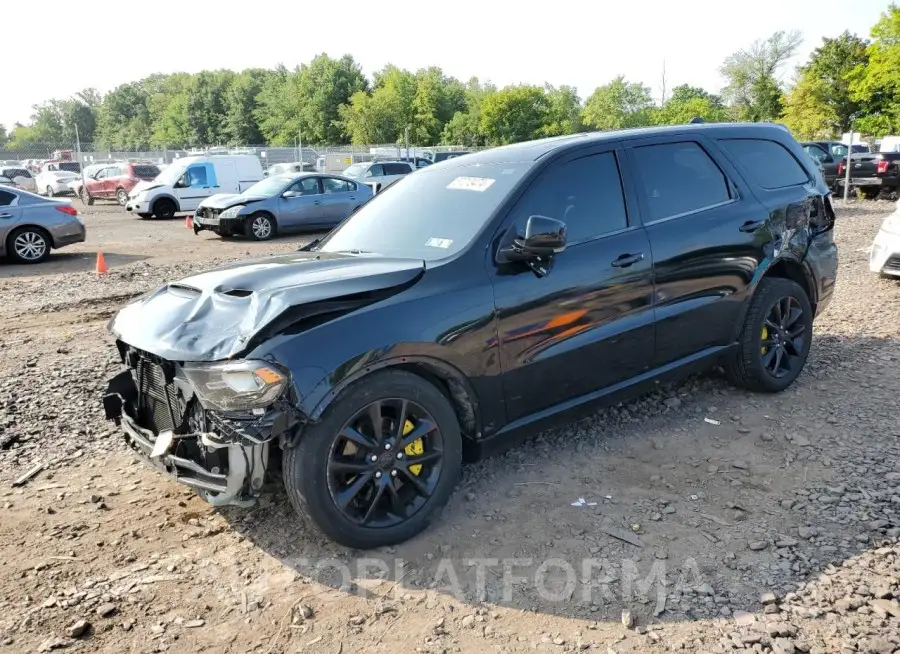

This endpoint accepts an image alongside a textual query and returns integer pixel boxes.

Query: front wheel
[246,213,276,241]
[152,198,176,220]
[80,187,93,205]
[116,188,128,206]
[283,370,463,549]
[725,277,813,393]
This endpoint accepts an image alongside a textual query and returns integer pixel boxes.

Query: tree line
[3,5,900,150]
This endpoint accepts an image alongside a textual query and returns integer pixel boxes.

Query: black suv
[104,123,838,549]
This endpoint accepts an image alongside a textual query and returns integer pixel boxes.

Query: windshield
[132,164,160,179]
[343,163,367,179]
[57,161,81,173]
[155,165,186,186]
[317,162,530,261]
[242,175,293,196]
[1,168,30,178]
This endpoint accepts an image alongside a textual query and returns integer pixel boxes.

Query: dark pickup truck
[835,151,900,198]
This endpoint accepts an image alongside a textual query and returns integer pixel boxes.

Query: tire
[859,187,880,200]
[152,198,176,220]
[725,277,813,393]
[246,212,276,241]
[283,369,463,549]
[80,187,94,205]
[7,226,51,264]
[116,188,128,206]
[137,213,151,219]
[46,186,55,198]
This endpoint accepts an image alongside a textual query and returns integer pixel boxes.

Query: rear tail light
[877,160,890,174]
[55,205,78,216]
[837,161,845,175]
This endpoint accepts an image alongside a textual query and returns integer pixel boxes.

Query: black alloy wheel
[283,370,462,549]
[725,277,813,393]
[760,296,806,379]
[327,398,444,528]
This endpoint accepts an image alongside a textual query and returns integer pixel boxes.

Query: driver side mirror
[282,190,300,198]
[175,176,189,189]
[502,215,568,262]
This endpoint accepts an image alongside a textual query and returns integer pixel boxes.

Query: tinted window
[323,178,350,194]
[367,164,384,177]
[803,145,829,164]
[383,163,412,175]
[2,168,30,179]
[0,189,15,206]
[831,144,848,158]
[513,152,628,242]
[632,142,731,221]
[131,165,160,179]
[58,162,80,173]
[718,138,809,189]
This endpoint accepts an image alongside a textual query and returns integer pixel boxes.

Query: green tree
[653,85,730,125]
[410,67,467,145]
[0,124,7,144]
[296,54,368,144]
[338,65,417,144]
[479,85,550,145]
[849,5,900,136]
[720,30,803,122]
[582,76,653,130]
[440,77,496,146]
[222,69,271,145]
[254,66,302,146]
[540,85,582,136]
[96,81,153,148]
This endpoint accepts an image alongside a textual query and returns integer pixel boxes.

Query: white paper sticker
[447,176,495,192]
[425,237,453,249]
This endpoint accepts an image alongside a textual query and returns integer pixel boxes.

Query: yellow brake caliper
[761,326,768,355]
[403,419,424,476]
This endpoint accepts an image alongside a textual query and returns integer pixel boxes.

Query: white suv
[341,161,413,193]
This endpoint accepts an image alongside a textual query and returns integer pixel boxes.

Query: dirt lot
[1,200,900,654]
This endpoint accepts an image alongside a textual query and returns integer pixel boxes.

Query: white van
[125,155,263,219]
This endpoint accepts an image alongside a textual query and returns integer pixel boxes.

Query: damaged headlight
[220,205,244,219]
[182,360,287,412]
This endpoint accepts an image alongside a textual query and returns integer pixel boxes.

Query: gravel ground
[1,200,899,653]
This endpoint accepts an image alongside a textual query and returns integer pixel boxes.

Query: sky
[2,0,893,130]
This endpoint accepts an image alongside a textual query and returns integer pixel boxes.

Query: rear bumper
[51,221,87,248]
[870,228,900,276]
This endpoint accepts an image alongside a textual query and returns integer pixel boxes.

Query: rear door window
[717,138,809,189]
[630,141,732,222]
[383,163,412,175]
[322,178,350,194]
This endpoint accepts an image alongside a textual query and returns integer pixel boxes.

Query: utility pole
[660,59,668,105]
[404,125,410,161]
[298,129,303,169]
[74,123,85,191]
[843,122,854,202]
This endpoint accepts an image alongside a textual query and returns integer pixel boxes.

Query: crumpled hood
[109,252,425,361]
[199,193,268,210]
[131,181,161,195]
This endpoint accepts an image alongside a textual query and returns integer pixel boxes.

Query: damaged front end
[103,342,297,507]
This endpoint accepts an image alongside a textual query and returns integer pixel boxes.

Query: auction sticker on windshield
[446,176,495,192]
[425,237,453,249]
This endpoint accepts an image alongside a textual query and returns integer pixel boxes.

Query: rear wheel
[859,187,881,200]
[246,212,276,241]
[7,226,51,264]
[725,277,813,393]
[152,198,176,220]
[46,186,55,198]
[283,370,463,549]
[116,188,128,206]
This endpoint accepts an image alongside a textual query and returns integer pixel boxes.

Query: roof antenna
[688,116,706,124]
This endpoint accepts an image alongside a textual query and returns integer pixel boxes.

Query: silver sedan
[0,186,86,264]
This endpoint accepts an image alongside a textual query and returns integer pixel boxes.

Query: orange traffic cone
[95,252,108,275]
[186,215,193,229]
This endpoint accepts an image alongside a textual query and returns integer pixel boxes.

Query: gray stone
[66,620,89,638]
[96,603,117,618]
[621,610,634,629]
[749,541,768,551]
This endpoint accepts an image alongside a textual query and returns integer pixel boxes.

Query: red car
[80,163,161,206]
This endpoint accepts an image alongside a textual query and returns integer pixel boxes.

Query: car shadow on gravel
[217,332,899,633]
[1,252,150,277]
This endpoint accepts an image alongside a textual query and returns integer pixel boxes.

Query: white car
[870,199,900,277]
[0,166,37,192]
[35,169,80,197]
[341,161,413,193]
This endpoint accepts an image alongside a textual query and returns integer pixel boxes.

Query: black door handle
[740,220,766,233]
[611,252,645,268]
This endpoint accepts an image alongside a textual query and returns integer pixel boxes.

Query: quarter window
[0,190,15,206]
[718,138,809,189]
[631,142,731,221]
[513,152,628,243]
